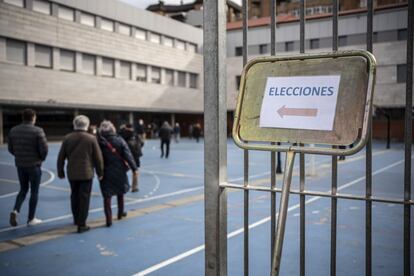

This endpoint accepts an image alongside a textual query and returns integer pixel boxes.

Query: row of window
[234,28,408,56]
[3,0,198,53]
[235,64,407,90]
[4,38,198,88]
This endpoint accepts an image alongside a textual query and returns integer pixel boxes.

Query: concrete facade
[226,5,411,110]
[0,0,203,113]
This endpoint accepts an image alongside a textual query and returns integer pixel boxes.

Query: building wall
[0,1,204,112]
[226,6,410,110]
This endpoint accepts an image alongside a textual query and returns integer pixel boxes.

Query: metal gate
[203,0,413,275]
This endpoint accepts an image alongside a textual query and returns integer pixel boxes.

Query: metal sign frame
[232,50,376,156]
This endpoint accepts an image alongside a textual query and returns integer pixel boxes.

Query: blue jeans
[13,166,42,221]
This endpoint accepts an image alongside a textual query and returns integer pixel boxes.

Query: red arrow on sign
[277,105,318,118]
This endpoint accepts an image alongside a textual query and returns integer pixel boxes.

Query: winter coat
[159,124,172,141]
[119,128,144,163]
[57,130,104,181]
[8,122,48,167]
[98,133,137,197]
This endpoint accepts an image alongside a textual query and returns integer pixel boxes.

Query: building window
[235,46,243,56]
[165,69,174,85]
[120,61,131,79]
[59,49,75,72]
[35,44,52,68]
[164,37,173,47]
[398,29,407,41]
[259,44,268,54]
[58,5,75,21]
[236,75,241,90]
[136,64,147,82]
[188,43,197,53]
[285,41,294,52]
[397,64,407,83]
[6,39,26,65]
[177,71,186,87]
[4,0,24,7]
[175,40,185,50]
[102,57,114,77]
[32,0,50,15]
[80,13,95,27]
[189,73,198,89]
[151,67,161,83]
[101,18,114,32]
[82,54,95,75]
[135,28,146,40]
[310,39,319,49]
[150,33,161,44]
[118,24,131,36]
[338,36,347,47]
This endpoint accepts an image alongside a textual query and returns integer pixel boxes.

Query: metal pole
[0,106,3,145]
[271,151,296,276]
[203,1,228,275]
[270,0,277,266]
[331,1,339,275]
[404,0,413,275]
[242,1,249,275]
[365,1,373,275]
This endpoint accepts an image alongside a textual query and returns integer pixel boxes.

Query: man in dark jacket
[159,121,173,158]
[57,115,104,233]
[8,109,48,227]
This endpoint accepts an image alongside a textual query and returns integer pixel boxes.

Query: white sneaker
[27,218,42,226]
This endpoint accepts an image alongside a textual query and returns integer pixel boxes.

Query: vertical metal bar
[271,151,296,276]
[242,1,249,275]
[300,0,305,54]
[365,1,373,275]
[270,0,277,266]
[299,153,305,276]
[203,1,228,275]
[404,1,413,275]
[330,2,339,276]
[299,1,306,275]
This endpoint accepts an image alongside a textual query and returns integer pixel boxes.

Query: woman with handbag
[98,120,138,227]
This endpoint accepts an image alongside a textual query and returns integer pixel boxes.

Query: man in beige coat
[57,115,104,233]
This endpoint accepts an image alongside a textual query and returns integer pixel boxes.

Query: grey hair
[73,115,90,131]
[99,120,116,134]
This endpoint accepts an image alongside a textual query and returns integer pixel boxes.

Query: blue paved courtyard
[0,139,412,275]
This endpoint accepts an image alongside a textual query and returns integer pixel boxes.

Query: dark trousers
[103,194,124,224]
[69,179,93,227]
[160,139,170,158]
[14,166,42,221]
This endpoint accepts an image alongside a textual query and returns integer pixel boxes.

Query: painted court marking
[133,156,410,276]
[0,162,55,199]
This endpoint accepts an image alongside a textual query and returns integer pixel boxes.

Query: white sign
[259,75,341,131]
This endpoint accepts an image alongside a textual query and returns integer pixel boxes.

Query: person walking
[173,122,181,143]
[159,121,173,158]
[8,109,48,227]
[119,124,144,192]
[193,123,202,143]
[57,115,104,233]
[98,120,138,227]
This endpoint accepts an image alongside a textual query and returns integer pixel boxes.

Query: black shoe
[106,221,112,227]
[9,211,18,227]
[117,212,127,220]
[77,225,90,233]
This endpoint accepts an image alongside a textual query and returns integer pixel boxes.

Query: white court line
[133,156,410,276]
[0,162,55,199]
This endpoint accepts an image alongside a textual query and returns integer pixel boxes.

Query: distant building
[0,0,203,142]
[146,0,242,27]
[249,0,407,19]
[226,3,411,140]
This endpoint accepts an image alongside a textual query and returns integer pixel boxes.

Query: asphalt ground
[0,138,412,275]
